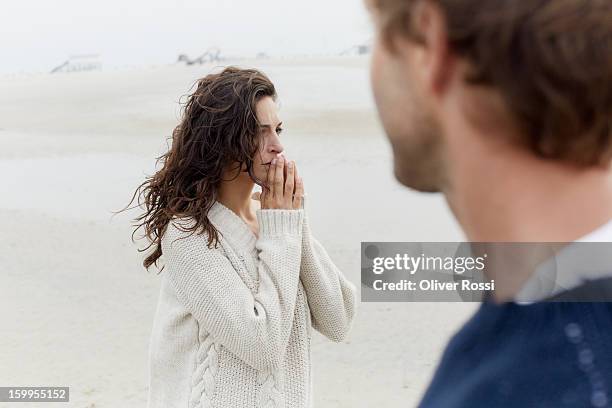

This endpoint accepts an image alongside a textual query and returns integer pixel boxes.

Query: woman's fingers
[273,157,284,202]
[284,160,295,200]
[260,157,303,210]
[293,173,304,209]
[292,162,303,209]
[292,162,299,196]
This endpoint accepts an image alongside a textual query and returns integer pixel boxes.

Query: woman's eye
[276,128,283,135]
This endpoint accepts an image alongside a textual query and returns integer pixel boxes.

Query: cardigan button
[564,322,583,343]
[591,390,608,407]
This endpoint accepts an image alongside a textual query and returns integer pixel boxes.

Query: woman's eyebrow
[259,121,283,129]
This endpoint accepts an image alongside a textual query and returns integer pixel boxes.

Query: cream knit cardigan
[147,199,357,408]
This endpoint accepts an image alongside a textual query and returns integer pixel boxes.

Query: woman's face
[250,96,285,185]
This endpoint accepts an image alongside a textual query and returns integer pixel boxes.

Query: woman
[126,67,357,408]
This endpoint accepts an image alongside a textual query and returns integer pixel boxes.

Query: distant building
[51,55,102,73]
[177,48,222,65]
[356,44,371,55]
[340,42,373,56]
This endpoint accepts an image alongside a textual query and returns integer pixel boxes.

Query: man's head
[366,0,612,193]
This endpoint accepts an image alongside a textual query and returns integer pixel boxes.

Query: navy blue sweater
[418,283,612,408]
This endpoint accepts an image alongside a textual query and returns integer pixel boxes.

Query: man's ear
[399,1,454,97]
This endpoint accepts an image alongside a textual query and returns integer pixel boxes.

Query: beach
[0,56,477,407]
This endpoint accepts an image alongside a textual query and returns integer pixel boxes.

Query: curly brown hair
[117,66,276,272]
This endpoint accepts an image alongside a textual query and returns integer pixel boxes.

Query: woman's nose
[268,142,284,156]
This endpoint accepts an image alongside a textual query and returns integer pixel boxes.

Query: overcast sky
[1,0,373,74]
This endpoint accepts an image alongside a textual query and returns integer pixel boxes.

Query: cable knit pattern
[146,199,357,408]
[190,329,218,408]
[257,368,284,408]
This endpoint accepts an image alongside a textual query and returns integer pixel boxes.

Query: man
[365,0,612,407]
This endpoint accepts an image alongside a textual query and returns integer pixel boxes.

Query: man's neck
[443,130,612,242]
[442,126,612,301]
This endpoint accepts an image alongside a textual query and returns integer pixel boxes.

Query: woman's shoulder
[163,216,220,253]
[166,215,198,232]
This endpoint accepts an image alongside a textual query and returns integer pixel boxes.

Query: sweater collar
[207,200,258,251]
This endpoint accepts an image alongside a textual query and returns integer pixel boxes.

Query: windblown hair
[118,66,276,272]
[372,0,612,167]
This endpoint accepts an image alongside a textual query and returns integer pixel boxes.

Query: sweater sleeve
[299,213,358,342]
[162,209,304,371]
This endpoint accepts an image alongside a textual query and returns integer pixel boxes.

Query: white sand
[0,56,477,407]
